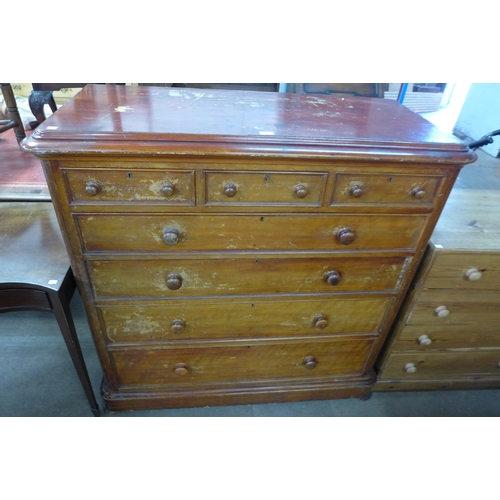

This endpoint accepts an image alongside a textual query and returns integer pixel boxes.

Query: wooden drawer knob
[163,227,180,246]
[162,183,175,197]
[404,363,417,373]
[173,363,189,376]
[85,181,101,196]
[336,227,356,245]
[323,270,341,286]
[303,356,317,370]
[294,184,308,198]
[418,334,433,346]
[350,185,364,198]
[313,314,328,329]
[411,187,426,199]
[224,183,237,197]
[171,319,186,334]
[466,268,482,281]
[435,305,450,318]
[166,273,183,290]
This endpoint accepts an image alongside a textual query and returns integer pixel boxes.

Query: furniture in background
[0,84,26,143]
[0,202,100,416]
[21,85,475,411]
[375,189,500,391]
[170,83,279,92]
[282,83,388,97]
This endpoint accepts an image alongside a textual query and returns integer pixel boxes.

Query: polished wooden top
[431,189,500,250]
[22,84,475,164]
[0,202,69,290]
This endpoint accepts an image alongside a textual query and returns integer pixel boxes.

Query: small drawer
[331,173,442,205]
[63,167,195,204]
[423,252,500,291]
[98,296,392,343]
[110,338,375,388]
[204,170,327,205]
[88,255,406,299]
[76,213,426,252]
[380,351,500,379]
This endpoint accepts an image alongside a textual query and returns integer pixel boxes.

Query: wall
[454,83,500,157]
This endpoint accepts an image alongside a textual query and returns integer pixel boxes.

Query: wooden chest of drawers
[21,85,475,410]
[375,189,500,390]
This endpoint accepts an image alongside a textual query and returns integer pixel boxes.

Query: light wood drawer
[331,172,442,205]
[98,296,393,343]
[88,255,406,298]
[393,289,500,348]
[111,338,375,387]
[77,213,426,253]
[380,351,500,379]
[63,168,195,204]
[204,170,327,205]
[423,252,500,290]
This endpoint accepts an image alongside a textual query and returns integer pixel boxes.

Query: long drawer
[76,213,426,253]
[111,338,375,388]
[88,255,407,298]
[98,296,393,343]
[381,350,500,379]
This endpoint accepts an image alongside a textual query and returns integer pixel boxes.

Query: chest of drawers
[375,189,500,390]
[21,85,475,410]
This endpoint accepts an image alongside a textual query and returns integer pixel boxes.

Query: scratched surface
[26,84,468,153]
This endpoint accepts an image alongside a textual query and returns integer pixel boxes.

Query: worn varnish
[375,189,500,391]
[21,85,475,410]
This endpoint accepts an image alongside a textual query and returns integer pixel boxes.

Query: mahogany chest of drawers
[375,188,500,390]
[22,84,475,410]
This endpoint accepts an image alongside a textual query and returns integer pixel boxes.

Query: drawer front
[204,171,327,205]
[63,168,195,204]
[331,172,442,205]
[396,289,500,347]
[77,213,426,253]
[88,256,406,298]
[99,296,393,343]
[381,351,500,379]
[111,338,375,387]
[424,252,500,290]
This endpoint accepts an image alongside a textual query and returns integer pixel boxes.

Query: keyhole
[260,216,264,222]
[127,172,132,179]
[388,177,392,182]
[264,175,270,182]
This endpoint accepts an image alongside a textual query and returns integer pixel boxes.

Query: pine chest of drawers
[22,84,475,410]
[375,189,500,390]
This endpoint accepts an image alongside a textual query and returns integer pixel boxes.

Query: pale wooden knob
[162,183,175,197]
[294,185,308,198]
[171,319,186,334]
[466,268,482,281]
[411,187,426,199]
[85,181,101,196]
[303,356,317,370]
[173,363,189,375]
[404,363,417,374]
[163,227,180,246]
[418,334,432,346]
[349,185,364,198]
[435,305,450,318]
[313,314,328,329]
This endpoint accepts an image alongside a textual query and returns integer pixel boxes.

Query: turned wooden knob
[313,314,329,329]
[350,185,364,198]
[435,305,450,318]
[294,184,308,198]
[162,183,175,197]
[173,363,189,375]
[224,183,237,197]
[171,319,186,334]
[336,227,356,245]
[163,227,180,246]
[466,268,482,281]
[418,334,433,346]
[323,270,341,286]
[411,187,426,199]
[166,273,183,290]
[85,181,101,196]
[303,356,317,370]
[404,363,417,374]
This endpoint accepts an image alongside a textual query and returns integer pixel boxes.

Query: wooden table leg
[0,83,26,143]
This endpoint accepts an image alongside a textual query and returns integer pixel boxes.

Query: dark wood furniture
[0,84,26,143]
[284,83,388,97]
[375,189,500,391]
[0,202,100,416]
[21,85,475,411]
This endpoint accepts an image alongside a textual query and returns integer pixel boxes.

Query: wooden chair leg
[0,83,26,143]
[28,90,54,127]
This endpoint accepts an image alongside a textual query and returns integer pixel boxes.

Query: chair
[0,84,26,143]
[0,201,100,416]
